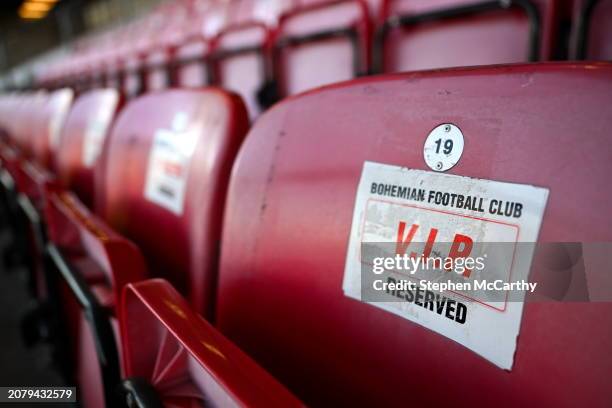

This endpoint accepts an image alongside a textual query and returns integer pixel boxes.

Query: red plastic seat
[99,88,249,317]
[174,38,212,88]
[0,90,118,297]
[143,6,192,92]
[5,93,48,163]
[0,93,47,231]
[0,93,41,225]
[121,279,302,407]
[211,0,295,119]
[570,0,612,59]
[213,22,273,120]
[104,87,253,406]
[45,87,257,408]
[273,0,371,98]
[16,89,73,211]
[216,62,612,406]
[375,0,559,73]
[0,93,122,408]
[0,91,72,307]
[12,90,120,299]
[54,88,122,210]
[0,92,48,190]
[44,187,147,408]
[172,0,241,89]
[32,91,129,408]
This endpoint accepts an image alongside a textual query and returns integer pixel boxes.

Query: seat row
[32,0,612,120]
[1,62,612,407]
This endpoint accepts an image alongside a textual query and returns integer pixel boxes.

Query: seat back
[143,6,191,92]
[274,0,371,97]
[54,89,122,210]
[217,63,612,406]
[173,0,242,89]
[99,88,249,317]
[174,38,212,88]
[213,22,273,120]
[9,92,47,158]
[570,0,612,59]
[211,0,295,119]
[376,0,558,73]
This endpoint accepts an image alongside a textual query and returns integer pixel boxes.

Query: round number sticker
[423,123,464,172]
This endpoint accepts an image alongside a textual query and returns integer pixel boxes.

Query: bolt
[435,162,443,170]
[444,124,451,132]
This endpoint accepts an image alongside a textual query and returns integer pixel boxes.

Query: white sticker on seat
[82,92,118,167]
[48,89,74,149]
[342,161,549,370]
[143,125,198,215]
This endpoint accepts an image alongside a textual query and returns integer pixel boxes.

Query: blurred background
[0,0,164,88]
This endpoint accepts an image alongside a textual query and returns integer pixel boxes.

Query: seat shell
[217,62,612,407]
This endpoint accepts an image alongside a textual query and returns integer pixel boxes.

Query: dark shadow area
[0,229,66,386]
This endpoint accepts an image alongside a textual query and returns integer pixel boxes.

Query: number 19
[434,138,453,154]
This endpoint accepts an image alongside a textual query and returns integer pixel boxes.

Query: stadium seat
[0,91,78,388]
[54,88,122,210]
[570,0,612,60]
[121,279,302,407]
[143,5,192,91]
[4,0,612,406]
[99,87,249,319]
[212,22,273,119]
[174,38,213,88]
[374,0,559,73]
[270,0,371,100]
[210,0,295,119]
[0,93,37,267]
[6,90,73,287]
[12,88,73,229]
[0,93,44,160]
[14,88,118,258]
[50,86,247,406]
[171,0,243,89]
[41,86,248,407]
[24,89,125,408]
[16,89,121,350]
[215,62,612,406]
[0,94,44,269]
[44,188,147,408]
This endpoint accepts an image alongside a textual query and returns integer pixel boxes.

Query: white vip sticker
[82,92,118,167]
[143,123,199,215]
[48,89,74,149]
[343,161,549,369]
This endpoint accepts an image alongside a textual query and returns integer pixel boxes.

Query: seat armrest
[121,279,303,407]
